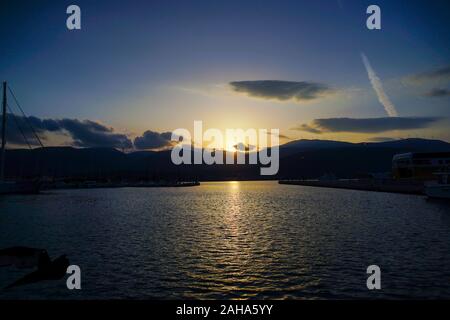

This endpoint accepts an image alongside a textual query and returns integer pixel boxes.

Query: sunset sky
[1,0,449,149]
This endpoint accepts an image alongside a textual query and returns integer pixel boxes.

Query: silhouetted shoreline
[4,138,450,183]
[279,179,424,195]
[42,180,200,190]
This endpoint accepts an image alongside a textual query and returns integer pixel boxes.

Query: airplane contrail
[361,53,398,117]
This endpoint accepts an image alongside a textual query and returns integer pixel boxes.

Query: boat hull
[425,185,450,199]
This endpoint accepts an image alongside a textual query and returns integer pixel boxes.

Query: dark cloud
[133,130,174,150]
[424,88,450,97]
[5,113,132,149]
[267,131,291,140]
[229,80,333,102]
[5,114,44,146]
[59,119,132,148]
[233,142,256,152]
[279,134,291,139]
[294,117,442,134]
[404,65,450,85]
[27,116,61,132]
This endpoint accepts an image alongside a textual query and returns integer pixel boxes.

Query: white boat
[425,172,450,199]
[0,81,41,195]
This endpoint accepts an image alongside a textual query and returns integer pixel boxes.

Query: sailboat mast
[1,81,6,181]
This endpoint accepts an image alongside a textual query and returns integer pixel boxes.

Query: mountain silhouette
[4,138,450,181]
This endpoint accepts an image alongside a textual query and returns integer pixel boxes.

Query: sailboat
[0,81,41,195]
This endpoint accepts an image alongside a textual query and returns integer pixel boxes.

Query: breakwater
[279,179,424,195]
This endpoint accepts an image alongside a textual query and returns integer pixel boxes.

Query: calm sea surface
[1,181,449,299]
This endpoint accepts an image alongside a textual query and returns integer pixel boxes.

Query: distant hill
[280,138,450,153]
[281,139,355,150]
[359,138,450,151]
[277,138,450,179]
[279,139,356,157]
[4,138,450,180]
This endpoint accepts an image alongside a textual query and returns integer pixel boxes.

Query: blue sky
[1,0,449,148]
